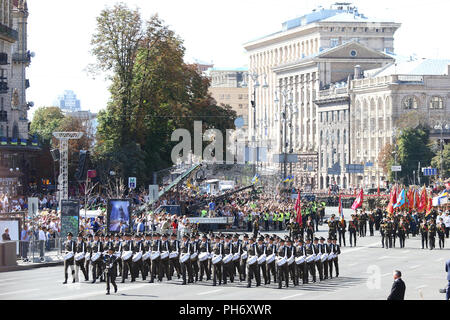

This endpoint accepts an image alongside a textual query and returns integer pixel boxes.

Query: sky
[26,0,450,118]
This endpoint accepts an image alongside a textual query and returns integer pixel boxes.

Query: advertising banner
[107,199,132,233]
[61,200,80,237]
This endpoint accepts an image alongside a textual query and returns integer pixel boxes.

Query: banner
[61,200,80,237]
[107,199,131,233]
[187,217,233,224]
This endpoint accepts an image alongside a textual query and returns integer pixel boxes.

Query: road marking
[416,285,428,289]
[197,289,223,296]
[0,288,39,296]
[381,273,392,277]
[280,293,304,300]
[342,242,379,254]
[0,277,22,283]
[378,256,390,260]
[403,250,410,254]
[348,263,358,267]
[435,258,444,262]
[409,265,421,269]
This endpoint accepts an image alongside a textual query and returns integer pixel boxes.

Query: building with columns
[243,3,400,189]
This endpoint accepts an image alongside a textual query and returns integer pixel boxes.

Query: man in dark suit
[387,270,406,300]
[446,259,450,300]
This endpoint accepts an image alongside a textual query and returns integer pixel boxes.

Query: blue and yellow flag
[251,174,260,184]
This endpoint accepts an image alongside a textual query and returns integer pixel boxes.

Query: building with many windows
[56,90,81,113]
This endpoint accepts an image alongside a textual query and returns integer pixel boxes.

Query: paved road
[0,208,448,300]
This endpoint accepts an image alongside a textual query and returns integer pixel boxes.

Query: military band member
[285,238,296,286]
[114,234,123,277]
[169,233,181,279]
[84,234,93,280]
[319,237,330,280]
[348,215,358,247]
[305,237,317,283]
[133,233,146,280]
[360,211,368,237]
[246,236,260,288]
[212,234,224,286]
[437,218,446,249]
[91,232,105,283]
[190,234,199,282]
[179,234,193,285]
[149,233,161,283]
[313,237,323,281]
[265,236,277,284]
[103,247,118,295]
[276,238,289,289]
[239,234,249,282]
[306,216,315,240]
[160,233,171,281]
[294,238,307,284]
[143,233,152,279]
[198,234,211,281]
[380,218,387,249]
[257,236,268,285]
[420,219,428,249]
[222,235,233,283]
[338,218,346,247]
[231,234,241,281]
[428,219,437,250]
[121,233,135,283]
[75,232,88,282]
[331,238,341,277]
[63,232,76,284]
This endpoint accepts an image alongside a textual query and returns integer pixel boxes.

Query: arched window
[402,96,418,109]
[429,96,444,109]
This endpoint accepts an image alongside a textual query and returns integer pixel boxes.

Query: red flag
[418,187,427,213]
[295,191,302,226]
[377,186,380,197]
[351,189,364,210]
[425,191,433,216]
[387,185,397,215]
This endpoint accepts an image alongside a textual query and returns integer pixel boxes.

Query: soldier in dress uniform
[294,238,307,284]
[190,234,199,282]
[133,233,146,280]
[312,237,324,281]
[437,218,446,249]
[397,218,407,248]
[348,215,358,247]
[239,234,249,282]
[327,215,338,240]
[319,237,330,280]
[257,236,268,285]
[211,234,224,286]
[75,232,88,282]
[143,233,152,279]
[306,216,315,240]
[114,234,123,277]
[149,233,161,283]
[368,211,375,236]
[276,238,289,289]
[246,236,260,288]
[338,217,346,246]
[285,238,296,286]
[160,233,171,281]
[198,234,211,281]
[103,247,118,295]
[331,237,341,277]
[91,232,105,283]
[121,233,135,283]
[231,234,241,280]
[265,236,277,284]
[428,219,437,250]
[305,237,317,283]
[380,218,387,249]
[63,232,76,284]
[169,233,181,279]
[419,219,428,249]
[325,237,334,278]
[179,234,193,285]
[221,235,232,284]
[85,234,93,281]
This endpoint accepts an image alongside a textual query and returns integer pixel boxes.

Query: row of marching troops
[62,231,341,291]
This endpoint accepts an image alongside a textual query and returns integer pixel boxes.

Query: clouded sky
[26,0,450,118]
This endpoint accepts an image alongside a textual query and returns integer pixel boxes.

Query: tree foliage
[29,106,65,145]
[431,142,450,179]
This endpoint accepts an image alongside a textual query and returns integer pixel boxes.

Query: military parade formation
[62,230,341,294]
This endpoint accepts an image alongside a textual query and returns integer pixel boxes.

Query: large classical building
[0,0,37,196]
[243,3,401,189]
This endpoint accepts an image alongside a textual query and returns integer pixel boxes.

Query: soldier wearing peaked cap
[198,233,212,281]
[285,237,297,286]
[265,235,277,284]
[190,234,200,283]
[231,234,241,281]
[276,238,289,289]
[133,233,146,281]
[179,234,193,285]
[295,238,308,284]
[305,237,317,283]
[221,234,233,284]
[75,232,89,282]
[169,232,182,280]
[84,234,93,281]
[121,233,135,283]
[331,237,341,277]
[246,236,260,288]
[212,234,224,286]
[239,234,249,282]
[91,232,105,284]
[312,237,324,281]
[159,233,171,281]
[103,247,118,295]
[63,232,76,284]
[149,233,161,283]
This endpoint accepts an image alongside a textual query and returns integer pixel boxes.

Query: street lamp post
[241,72,268,176]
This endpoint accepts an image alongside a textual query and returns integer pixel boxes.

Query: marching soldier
[143,233,152,279]
[63,232,76,284]
[133,233,146,280]
[239,234,249,282]
[437,218,446,249]
[160,233,171,281]
[380,218,387,249]
[84,234,93,281]
[312,237,323,281]
[91,232,105,283]
[305,237,317,283]
[103,247,118,295]
[257,236,268,285]
[327,215,338,240]
[319,237,330,280]
[222,235,233,284]
[212,234,224,286]
[179,234,193,285]
[265,236,277,284]
[306,216,315,240]
[398,218,407,248]
[198,234,211,281]
[285,238,296,286]
[326,238,334,278]
[428,219,437,250]
[75,232,88,282]
[348,215,358,247]
[368,211,375,236]
[338,217,346,247]
[246,236,260,288]
[114,234,123,277]
[149,233,161,283]
[419,219,428,249]
[294,238,307,284]
[169,233,181,279]
[190,234,200,282]
[276,238,289,289]
[121,233,135,283]
[331,237,341,277]
[231,234,241,280]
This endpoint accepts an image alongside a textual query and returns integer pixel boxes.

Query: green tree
[431,142,450,179]
[29,106,65,145]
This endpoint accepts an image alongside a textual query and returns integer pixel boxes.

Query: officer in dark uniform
[91,232,105,283]
[212,234,224,286]
[348,215,358,247]
[319,237,330,280]
[179,234,193,285]
[75,232,88,282]
[380,218,387,249]
[331,237,341,277]
[312,237,323,281]
[160,233,171,281]
[169,233,181,279]
[149,233,161,283]
[327,215,338,240]
[397,218,407,248]
[190,234,200,282]
[338,217,346,246]
[121,233,135,283]
[257,236,268,285]
[246,236,260,288]
[84,234,93,281]
[231,234,241,280]
[368,211,375,236]
[221,235,232,284]
[276,238,289,289]
[306,216,315,240]
[265,236,277,284]
[133,233,146,280]
[239,234,249,281]
[198,234,211,281]
[294,238,307,284]
[305,237,317,283]
[63,232,76,284]
[285,238,296,286]
[114,234,123,277]
[103,247,118,295]
[419,219,428,249]
[428,219,437,250]
[143,233,152,279]
[437,218,446,249]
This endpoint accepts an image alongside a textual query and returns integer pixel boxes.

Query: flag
[414,188,420,210]
[433,189,449,207]
[282,176,293,183]
[407,187,414,212]
[338,193,344,222]
[295,191,302,226]
[393,189,407,210]
[425,192,433,216]
[351,189,364,210]
[417,187,427,213]
[251,174,260,184]
[387,186,397,215]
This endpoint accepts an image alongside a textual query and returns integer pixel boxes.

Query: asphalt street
[0,208,449,300]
